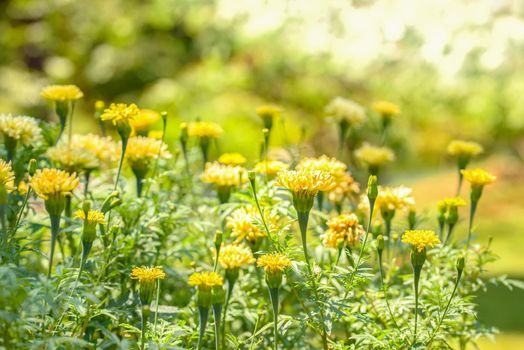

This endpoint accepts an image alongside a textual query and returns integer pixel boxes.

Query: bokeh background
[1,0,523,348]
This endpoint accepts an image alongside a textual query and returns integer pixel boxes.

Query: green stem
[466,199,478,249]
[141,304,151,350]
[378,252,400,329]
[269,287,279,350]
[426,270,463,346]
[212,304,222,350]
[221,279,236,349]
[197,306,209,350]
[114,137,128,191]
[348,201,375,287]
[48,215,61,278]
[444,223,456,245]
[154,280,160,335]
[456,171,463,196]
[413,266,422,345]
[297,211,311,274]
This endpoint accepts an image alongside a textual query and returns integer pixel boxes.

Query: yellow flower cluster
[257,253,292,273]
[218,152,247,166]
[447,140,483,158]
[101,103,140,126]
[0,160,15,193]
[70,134,120,167]
[218,243,255,270]
[74,209,106,224]
[130,266,166,283]
[130,109,161,132]
[187,121,223,138]
[188,271,224,290]
[461,168,496,187]
[226,206,278,243]
[201,162,247,187]
[375,186,415,212]
[0,114,42,145]
[253,159,289,177]
[275,169,336,198]
[402,230,441,252]
[41,84,83,101]
[438,197,467,211]
[321,213,364,248]
[29,168,79,200]
[296,155,347,180]
[372,100,400,116]
[328,173,360,204]
[354,144,395,167]
[125,136,172,172]
[324,97,365,126]
[256,105,282,119]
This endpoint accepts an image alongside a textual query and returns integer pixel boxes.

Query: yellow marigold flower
[328,172,360,204]
[321,213,365,248]
[439,197,467,209]
[253,159,289,177]
[257,253,292,273]
[256,105,282,119]
[372,100,400,116]
[187,121,223,138]
[29,168,79,200]
[130,266,166,283]
[147,130,164,140]
[218,243,255,270]
[218,152,247,166]
[461,168,496,187]
[17,180,28,195]
[226,206,278,243]
[375,186,415,212]
[74,209,105,224]
[402,230,440,252]
[296,155,347,180]
[324,97,365,126]
[130,109,161,132]
[0,160,15,193]
[201,162,247,187]
[447,140,483,158]
[41,84,83,101]
[355,144,395,168]
[47,144,98,173]
[0,114,42,145]
[125,136,172,174]
[188,271,224,290]
[100,103,140,126]
[70,134,120,167]
[275,169,336,198]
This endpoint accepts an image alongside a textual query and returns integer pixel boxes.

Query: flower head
[375,185,415,212]
[218,243,255,270]
[74,209,106,225]
[253,160,289,177]
[447,140,483,158]
[372,100,400,117]
[218,153,247,166]
[0,160,15,193]
[328,172,360,204]
[226,206,279,243]
[0,114,42,145]
[321,213,365,248]
[461,168,496,187]
[130,109,161,133]
[187,121,223,138]
[438,197,467,210]
[30,168,79,201]
[41,85,83,101]
[47,143,98,173]
[188,271,224,291]
[256,105,282,127]
[296,155,347,180]
[201,162,247,187]
[355,144,395,169]
[69,134,120,167]
[125,136,171,175]
[101,103,140,126]
[402,230,440,252]
[275,169,336,198]
[325,97,365,126]
[130,266,166,283]
[257,253,292,273]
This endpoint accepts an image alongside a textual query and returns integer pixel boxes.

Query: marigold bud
[456,256,465,272]
[28,159,37,176]
[367,175,378,201]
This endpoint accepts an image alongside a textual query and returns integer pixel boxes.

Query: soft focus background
[1,0,523,348]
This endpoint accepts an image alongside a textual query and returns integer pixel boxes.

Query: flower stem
[154,280,160,335]
[212,304,222,350]
[197,306,209,350]
[221,278,236,349]
[141,304,150,350]
[413,265,422,345]
[48,215,61,278]
[378,252,400,329]
[297,210,311,274]
[466,198,478,249]
[114,136,128,191]
[269,287,279,350]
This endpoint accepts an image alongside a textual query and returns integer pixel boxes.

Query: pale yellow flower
[447,140,483,158]
[218,244,255,270]
[275,169,336,198]
[130,109,161,132]
[0,160,15,193]
[372,100,400,116]
[74,209,106,224]
[187,121,223,138]
[218,153,247,166]
[296,155,347,180]
[101,103,140,126]
[375,186,415,212]
[201,162,247,187]
[438,197,467,210]
[325,97,365,126]
[253,160,289,177]
[130,266,166,283]
[257,253,292,273]
[41,85,83,101]
[30,168,79,200]
[328,172,360,204]
[355,144,395,168]
[0,114,42,145]
[321,213,364,248]
[402,230,440,252]
[226,206,279,243]
[461,168,496,187]
[256,105,282,119]
[70,134,120,167]
[188,271,224,290]
[125,136,172,173]
[47,144,98,173]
